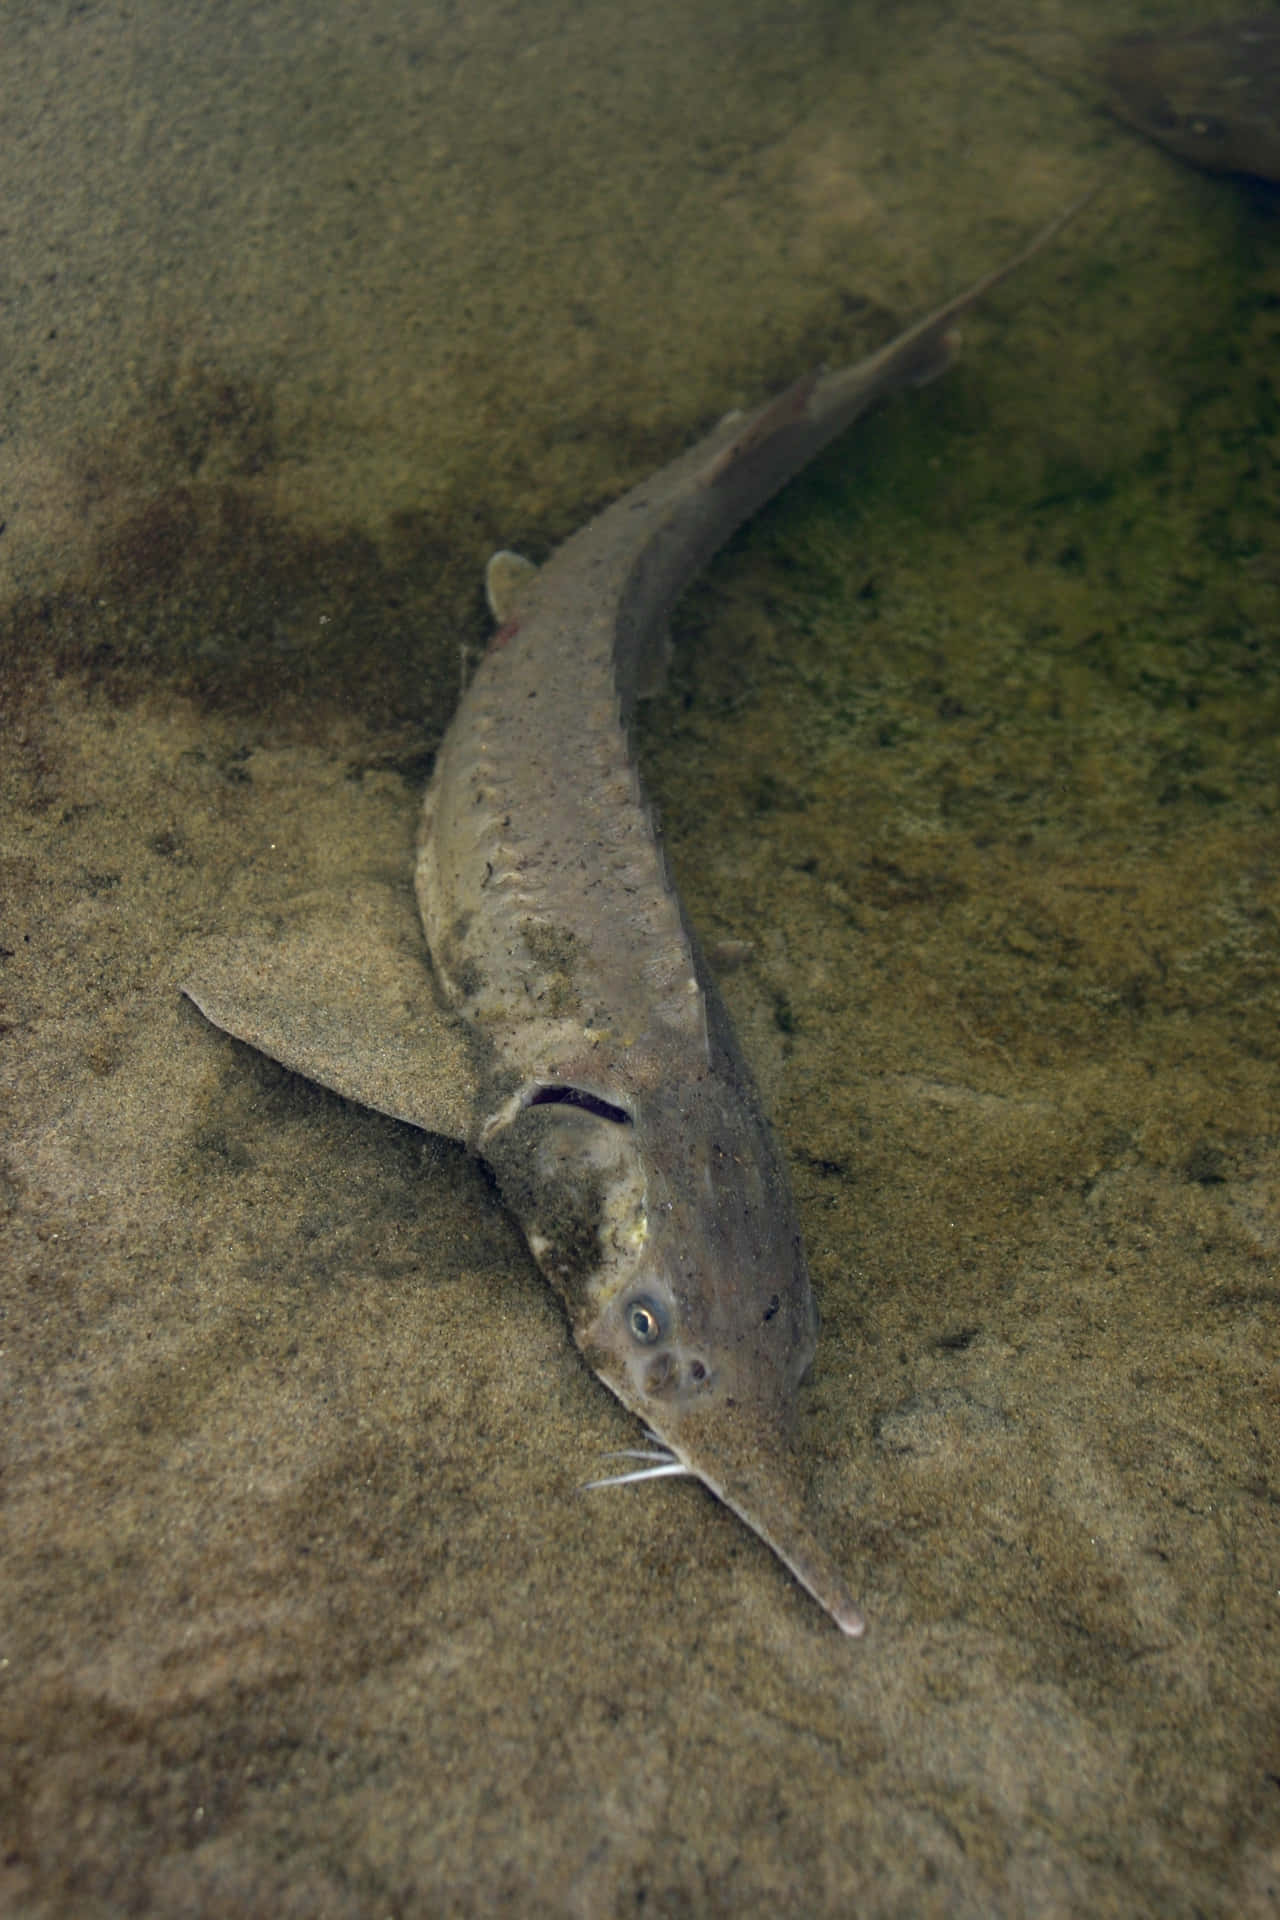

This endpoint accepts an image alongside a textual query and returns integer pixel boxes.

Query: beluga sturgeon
[185,200,1084,1638]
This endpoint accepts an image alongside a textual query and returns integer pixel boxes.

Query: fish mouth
[590,1403,865,1639]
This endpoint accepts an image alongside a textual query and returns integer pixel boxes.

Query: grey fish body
[1107,16,1280,181]
[185,204,1082,1636]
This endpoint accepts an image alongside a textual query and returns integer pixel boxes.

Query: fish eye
[625,1295,665,1345]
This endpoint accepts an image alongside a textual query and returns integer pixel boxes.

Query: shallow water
[2,2,1277,1914]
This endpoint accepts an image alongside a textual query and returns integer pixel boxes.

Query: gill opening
[527,1085,632,1125]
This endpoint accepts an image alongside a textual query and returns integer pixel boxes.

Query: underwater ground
[1,0,1276,1912]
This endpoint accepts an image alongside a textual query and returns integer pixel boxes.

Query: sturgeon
[185,203,1082,1637]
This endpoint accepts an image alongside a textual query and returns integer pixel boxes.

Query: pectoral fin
[183,880,477,1142]
[485,549,540,623]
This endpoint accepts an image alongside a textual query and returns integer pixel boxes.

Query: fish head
[480,1064,864,1635]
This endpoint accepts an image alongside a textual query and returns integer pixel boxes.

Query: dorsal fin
[699,371,820,488]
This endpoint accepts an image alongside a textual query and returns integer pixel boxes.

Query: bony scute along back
[184,196,1092,1638]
